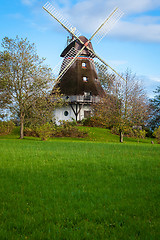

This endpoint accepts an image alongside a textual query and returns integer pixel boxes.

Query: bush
[111,126,134,137]
[82,117,109,128]
[153,127,160,144]
[0,121,15,135]
[24,121,88,140]
[53,121,88,138]
[53,127,88,138]
[111,125,146,139]
[133,129,146,139]
[24,127,39,137]
[36,123,56,141]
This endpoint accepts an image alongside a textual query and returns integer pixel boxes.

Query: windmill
[43,2,124,123]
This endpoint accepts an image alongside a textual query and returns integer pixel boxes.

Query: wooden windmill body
[54,36,106,123]
[43,2,124,124]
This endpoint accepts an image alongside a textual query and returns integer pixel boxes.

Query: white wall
[53,104,91,125]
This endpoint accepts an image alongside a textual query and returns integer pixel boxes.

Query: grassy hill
[0,138,160,239]
[0,127,159,239]
[0,126,156,144]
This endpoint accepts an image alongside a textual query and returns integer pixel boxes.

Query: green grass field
[0,128,160,239]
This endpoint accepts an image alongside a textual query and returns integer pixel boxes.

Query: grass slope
[0,126,155,144]
[0,139,160,239]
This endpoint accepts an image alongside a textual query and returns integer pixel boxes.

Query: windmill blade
[43,2,125,82]
[90,48,125,81]
[93,8,124,44]
[84,50,125,81]
[53,47,79,80]
[43,2,81,37]
[55,41,125,82]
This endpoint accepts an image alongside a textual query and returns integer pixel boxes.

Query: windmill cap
[61,36,95,57]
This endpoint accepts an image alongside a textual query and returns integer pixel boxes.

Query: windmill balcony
[64,95,100,104]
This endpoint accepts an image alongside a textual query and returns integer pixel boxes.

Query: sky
[0,0,160,98]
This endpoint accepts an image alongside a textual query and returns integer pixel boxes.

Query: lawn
[0,138,160,239]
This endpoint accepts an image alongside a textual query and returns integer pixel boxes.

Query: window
[82,62,86,68]
[84,110,91,118]
[64,111,69,116]
[84,92,91,100]
[83,76,88,82]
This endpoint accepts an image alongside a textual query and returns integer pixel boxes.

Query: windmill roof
[61,36,95,57]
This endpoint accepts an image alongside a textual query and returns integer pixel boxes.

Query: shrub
[0,121,15,135]
[24,121,88,140]
[111,125,146,139]
[133,129,146,139]
[82,117,109,128]
[111,126,134,137]
[153,127,160,144]
[36,123,56,141]
[53,121,88,138]
[53,127,88,138]
[24,127,39,137]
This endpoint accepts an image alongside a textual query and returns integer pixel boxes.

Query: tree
[153,126,160,144]
[93,68,149,142]
[0,36,62,139]
[149,86,160,130]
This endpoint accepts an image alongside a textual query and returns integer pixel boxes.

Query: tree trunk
[120,130,123,143]
[20,113,24,139]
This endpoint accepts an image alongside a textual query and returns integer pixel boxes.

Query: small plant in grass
[36,123,56,141]
[0,121,15,135]
[153,126,160,143]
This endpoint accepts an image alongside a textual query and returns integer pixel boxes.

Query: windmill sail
[94,8,123,43]
[43,2,81,37]
[43,2,125,82]
[53,47,80,79]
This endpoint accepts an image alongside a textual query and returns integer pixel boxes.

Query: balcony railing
[64,95,100,103]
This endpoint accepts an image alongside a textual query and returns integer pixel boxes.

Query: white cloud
[22,0,160,43]
[7,13,23,20]
[150,76,160,82]
[114,0,160,14]
[21,0,37,6]
[57,0,160,42]
[110,20,160,42]
[138,75,160,98]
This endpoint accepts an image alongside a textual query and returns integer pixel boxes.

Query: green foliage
[36,123,56,141]
[24,121,88,140]
[149,86,160,130]
[133,129,146,139]
[153,126,160,144]
[24,127,39,138]
[0,140,160,239]
[0,36,62,139]
[0,120,15,135]
[82,117,109,128]
[111,125,146,139]
[55,126,88,138]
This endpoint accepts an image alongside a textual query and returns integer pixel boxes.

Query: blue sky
[0,0,160,97]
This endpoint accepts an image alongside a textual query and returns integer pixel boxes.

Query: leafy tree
[0,36,62,139]
[92,68,149,142]
[153,126,160,144]
[149,86,160,130]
